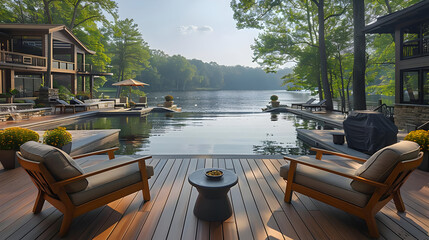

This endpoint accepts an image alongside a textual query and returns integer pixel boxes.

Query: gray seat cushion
[351,141,420,194]
[280,156,371,207]
[69,156,154,205]
[20,141,87,193]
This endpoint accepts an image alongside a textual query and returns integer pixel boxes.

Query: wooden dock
[0,155,428,239]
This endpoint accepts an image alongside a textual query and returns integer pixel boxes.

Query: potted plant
[404,129,429,171]
[164,95,174,108]
[0,127,39,169]
[43,127,73,154]
[0,89,19,103]
[270,95,280,108]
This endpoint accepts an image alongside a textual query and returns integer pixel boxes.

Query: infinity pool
[61,112,330,155]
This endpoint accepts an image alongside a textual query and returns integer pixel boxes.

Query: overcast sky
[116,0,261,67]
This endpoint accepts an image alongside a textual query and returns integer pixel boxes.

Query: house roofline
[0,23,95,55]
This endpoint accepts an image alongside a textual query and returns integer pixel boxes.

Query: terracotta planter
[271,101,280,108]
[418,151,429,172]
[0,150,17,170]
[164,101,173,108]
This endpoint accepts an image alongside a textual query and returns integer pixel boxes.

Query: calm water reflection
[63,112,332,155]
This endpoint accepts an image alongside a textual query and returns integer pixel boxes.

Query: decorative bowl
[205,169,223,179]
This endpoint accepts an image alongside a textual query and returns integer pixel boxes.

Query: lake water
[62,90,333,155]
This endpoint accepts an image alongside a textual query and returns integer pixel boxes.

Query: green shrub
[165,95,174,102]
[270,95,279,101]
[43,127,72,148]
[0,127,40,150]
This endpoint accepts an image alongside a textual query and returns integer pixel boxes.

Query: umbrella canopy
[112,79,149,87]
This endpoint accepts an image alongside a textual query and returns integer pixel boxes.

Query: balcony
[0,50,46,68]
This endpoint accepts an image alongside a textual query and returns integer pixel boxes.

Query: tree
[311,0,333,110]
[107,19,151,84]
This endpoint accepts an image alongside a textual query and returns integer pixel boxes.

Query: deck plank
[181,158,205,240]
[0,156,428,240]
[166,159,198,240]
[151,158,191,240]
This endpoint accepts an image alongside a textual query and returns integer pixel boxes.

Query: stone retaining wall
[394,104,429,130]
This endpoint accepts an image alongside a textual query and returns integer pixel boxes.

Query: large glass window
[12,36,43,56]
[14,74,43,97]
[402,71,419,103]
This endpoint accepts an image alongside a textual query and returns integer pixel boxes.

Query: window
[402,22,429,58]
[14,74,43,97]
[402,71,419,103]
[12,36,43,56]
[401,69,429,105]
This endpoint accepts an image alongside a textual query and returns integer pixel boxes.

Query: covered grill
[343,111,398,154]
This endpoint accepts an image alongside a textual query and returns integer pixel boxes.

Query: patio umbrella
[112,79,149,98]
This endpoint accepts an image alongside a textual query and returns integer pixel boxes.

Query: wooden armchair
[280,141,423,238]
[17,141,153,237]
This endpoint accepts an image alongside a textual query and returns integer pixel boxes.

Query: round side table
[188,168,238,221]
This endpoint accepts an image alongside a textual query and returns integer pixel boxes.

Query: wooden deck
[0,155,428,240]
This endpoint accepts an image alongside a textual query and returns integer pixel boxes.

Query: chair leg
[365,215,380,239]
[33,190,45,214]
[142,183,151,201]
[392,189,406,212]
[284,182,293,203]
[59,211,73,237]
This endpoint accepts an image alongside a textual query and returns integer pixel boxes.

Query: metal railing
[53,60,75,70]
[77,63,92,72]
[373,103,395,122]
[0,50,46,67]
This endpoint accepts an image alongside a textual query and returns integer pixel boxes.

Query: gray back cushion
[20,141,88,193]
[351,141,420,194]
[56,99,69,105]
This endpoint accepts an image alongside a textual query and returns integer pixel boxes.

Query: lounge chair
[17,141,153,236]
[302,99,327,111]
[54,99,76,114]
[291,98,316,109]
[134,96,148,108]
[70,98,99,110]
[280,141,423,238]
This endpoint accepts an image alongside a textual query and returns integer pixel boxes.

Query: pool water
[62,112,330,155]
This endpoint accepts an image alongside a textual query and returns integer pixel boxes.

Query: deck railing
[77,63,92,72]
[53,60,75,70]
[0,50,46,67]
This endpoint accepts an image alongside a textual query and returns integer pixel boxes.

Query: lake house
[0,24,102,100]
[365,1,429,129]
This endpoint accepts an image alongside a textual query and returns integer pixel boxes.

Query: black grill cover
[343,111,398,154]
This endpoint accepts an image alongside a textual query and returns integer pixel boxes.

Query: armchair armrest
[310,147,367,162]
[284,156,387,189]
[72,147,119,160]
[53,155,151,188]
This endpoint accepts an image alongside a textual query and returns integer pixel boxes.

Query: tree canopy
[231,0,420,110]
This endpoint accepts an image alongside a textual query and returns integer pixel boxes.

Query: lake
[62,90,334,155]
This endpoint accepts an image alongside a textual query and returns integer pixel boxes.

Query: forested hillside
[134,52,289,91]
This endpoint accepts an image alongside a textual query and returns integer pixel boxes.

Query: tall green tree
[108,19,151,84]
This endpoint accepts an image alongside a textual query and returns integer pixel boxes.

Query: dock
[98,107,153,116]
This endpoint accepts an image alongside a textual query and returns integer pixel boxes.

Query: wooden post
[71,74,77,95]
[46,33,53,88]
[90,75,94,99]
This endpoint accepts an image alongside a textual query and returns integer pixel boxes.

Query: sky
[116,0,261,67]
